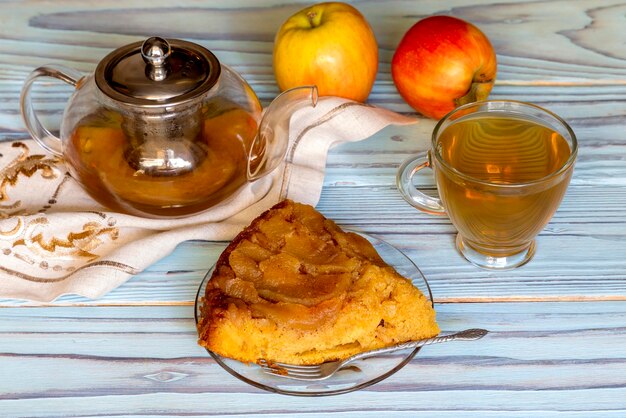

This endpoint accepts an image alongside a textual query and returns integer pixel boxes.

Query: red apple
[273,2,378,102]
[391,16,497,119]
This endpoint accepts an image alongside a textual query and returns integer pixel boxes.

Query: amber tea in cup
[397,101,577,269]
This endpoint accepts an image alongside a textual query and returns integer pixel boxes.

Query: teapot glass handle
[247,85,318,181]
[20,64,82,156]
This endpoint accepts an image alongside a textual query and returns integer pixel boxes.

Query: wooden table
[2,0,626,416]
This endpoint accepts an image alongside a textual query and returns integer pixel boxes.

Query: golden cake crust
[197,199,439,365]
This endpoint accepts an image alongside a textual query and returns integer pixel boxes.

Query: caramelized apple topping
[250,297,344,331]
[207,200,369,325]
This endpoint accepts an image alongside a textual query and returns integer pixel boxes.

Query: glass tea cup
[397,101,578,270]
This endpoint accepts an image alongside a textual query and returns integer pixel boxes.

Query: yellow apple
[273,2,378,102]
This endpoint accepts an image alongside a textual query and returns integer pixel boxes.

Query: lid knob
[141,37,171,81]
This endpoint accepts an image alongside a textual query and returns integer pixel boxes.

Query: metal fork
[257,328,488,381]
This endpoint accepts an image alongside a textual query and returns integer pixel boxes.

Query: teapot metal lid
[95,37,221,107]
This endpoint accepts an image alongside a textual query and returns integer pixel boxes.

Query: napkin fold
[0,98,416,302]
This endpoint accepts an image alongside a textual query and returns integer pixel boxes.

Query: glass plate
[194,231,434,396]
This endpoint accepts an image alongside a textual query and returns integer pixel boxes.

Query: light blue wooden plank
[3,2,626,130]
[2,0,626,88]
[2,302,626,359]
[2,181,622,306]
[2,300,626,332]
[2,228,624,306]
[1,302,626,415]
[2,389,626,416]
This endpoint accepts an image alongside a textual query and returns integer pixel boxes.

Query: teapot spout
[247,85,318,181]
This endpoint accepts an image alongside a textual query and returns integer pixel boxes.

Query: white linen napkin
[0,98,416,302]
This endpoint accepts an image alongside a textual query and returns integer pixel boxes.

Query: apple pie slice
[197,199,439,365]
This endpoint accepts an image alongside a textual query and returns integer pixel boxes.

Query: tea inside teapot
[65,98,256,217]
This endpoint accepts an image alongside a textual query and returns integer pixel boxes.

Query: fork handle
[348,328,488,362]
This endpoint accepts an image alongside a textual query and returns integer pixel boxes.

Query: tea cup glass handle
[20,64,82,156]
[396,151,447,215]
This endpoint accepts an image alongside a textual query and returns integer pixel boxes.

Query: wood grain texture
[1,0,626,415]
[2,0,626,134]
[2,302,626,416]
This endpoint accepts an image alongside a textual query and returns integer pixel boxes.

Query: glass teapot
[20,37,317,217]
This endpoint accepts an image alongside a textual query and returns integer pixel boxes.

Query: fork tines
[257,358,324,379]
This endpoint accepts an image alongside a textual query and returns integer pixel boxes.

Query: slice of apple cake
[197,199,439,365]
